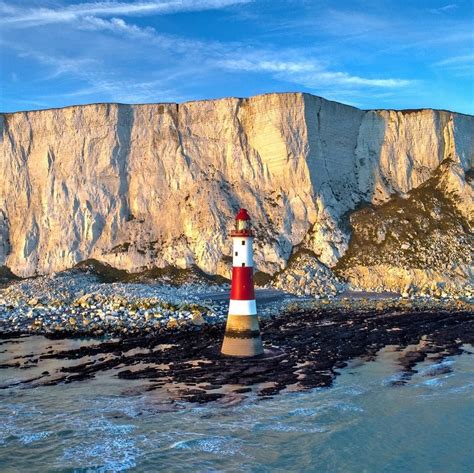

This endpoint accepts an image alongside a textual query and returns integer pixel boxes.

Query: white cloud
[61,77,186,103]
[11,43,190,103]
[0,0,251,28]
[429,4,457,14]
[314,72,411,88]
[79,16,155,35]
[320,9,391,36]
[218,59,317,73]
[218,57,413,88]
[76,15,210,53]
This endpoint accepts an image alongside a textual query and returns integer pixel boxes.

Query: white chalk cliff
[1,93,473,293]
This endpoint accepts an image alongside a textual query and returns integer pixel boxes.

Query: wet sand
[1,306,472,404]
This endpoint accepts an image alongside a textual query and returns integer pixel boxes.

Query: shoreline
[1,304,473,404]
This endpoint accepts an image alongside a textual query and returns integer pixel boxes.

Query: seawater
[0,337,473,473]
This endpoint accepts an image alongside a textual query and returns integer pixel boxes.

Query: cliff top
[2,91,472,117]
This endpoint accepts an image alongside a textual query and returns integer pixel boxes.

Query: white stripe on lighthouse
[228,299,257,315]
[232,237,253,267]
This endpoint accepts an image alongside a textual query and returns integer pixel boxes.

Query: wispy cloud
[79,15,156,35]
[219,58,413,88]
[56,76,187,103]
[434,53,474,67]
[265,6,472,53]
[1,1,471,113]
[429,3,457,14]
[318,9,391,37]
[85,19,415,92]
[77,15,211,53]
[263,9,393,41]
[2,9,415,110]
[0,0,251,27]
[3,36,191,104]
[433,53,474,78]
[17,50,98,79]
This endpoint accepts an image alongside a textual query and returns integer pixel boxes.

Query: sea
[0,336,473,472]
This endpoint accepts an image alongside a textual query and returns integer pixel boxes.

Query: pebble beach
[1,265,472,339]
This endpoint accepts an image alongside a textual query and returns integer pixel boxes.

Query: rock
[1,93,472,280]
[269,252,347,297]
[76,294,92,306]
[190,313,206,326]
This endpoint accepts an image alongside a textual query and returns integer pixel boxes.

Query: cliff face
[1,93,473,292]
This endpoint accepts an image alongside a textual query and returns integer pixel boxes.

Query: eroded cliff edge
[1,92,473,295]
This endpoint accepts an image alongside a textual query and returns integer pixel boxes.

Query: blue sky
[0,0,473,113]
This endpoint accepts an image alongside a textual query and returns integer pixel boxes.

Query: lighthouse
[221,209,264,357]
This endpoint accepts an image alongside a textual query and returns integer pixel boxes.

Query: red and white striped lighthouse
[221,209,264,357]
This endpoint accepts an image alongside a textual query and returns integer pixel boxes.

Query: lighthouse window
[241,262,245,267]
[241,240,245,245]
[235,251,238,256]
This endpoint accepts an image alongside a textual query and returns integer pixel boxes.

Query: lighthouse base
[221,314,264,357]
[221,336,264,357]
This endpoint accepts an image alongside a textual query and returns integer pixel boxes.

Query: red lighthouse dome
[235,208,250,221]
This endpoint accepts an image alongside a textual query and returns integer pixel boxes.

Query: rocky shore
[0,267,295,337]
[0,273,222,337]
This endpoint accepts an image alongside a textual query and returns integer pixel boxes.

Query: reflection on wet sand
[1,308,472,404]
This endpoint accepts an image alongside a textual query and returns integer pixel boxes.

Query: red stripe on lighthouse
[230,267,255,300]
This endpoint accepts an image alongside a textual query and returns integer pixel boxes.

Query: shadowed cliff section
[73,259,229,285]
[0,266,20,286]
[335,159,473,295]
